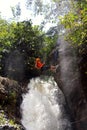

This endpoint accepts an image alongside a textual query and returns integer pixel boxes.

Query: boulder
[0,76,23,129]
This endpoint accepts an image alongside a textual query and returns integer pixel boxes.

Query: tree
[11,2,21,20]
[60,0,87,47]
[26,0,59,30]
[60,0,87,96]
[0,17,15,75]
[0,16,57,80]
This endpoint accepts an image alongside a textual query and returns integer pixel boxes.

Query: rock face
[0,76,25,130]
[54,36,87,130]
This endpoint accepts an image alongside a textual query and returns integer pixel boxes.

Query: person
[35,58,57,72]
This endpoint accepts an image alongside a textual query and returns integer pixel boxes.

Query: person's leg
[41,65,50,72]
[50,65,56,71]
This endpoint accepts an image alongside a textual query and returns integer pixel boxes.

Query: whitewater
[21,76,72,130]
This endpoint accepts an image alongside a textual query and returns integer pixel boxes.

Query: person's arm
[35,62,38,69]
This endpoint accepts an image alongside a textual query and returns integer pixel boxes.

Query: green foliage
[42,34,58,59]
[9,91,17,103]
[60,0,87,47]
[11,3,21,20]
[11,21,45,70]
[0,110,21,129]
[0,18,17,74]
[26,0,58,30]
[0,17,57,79]
[60,0,87,77]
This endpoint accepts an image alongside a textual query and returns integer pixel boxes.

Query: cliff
[0,36,87,130]
[53,36,87,130]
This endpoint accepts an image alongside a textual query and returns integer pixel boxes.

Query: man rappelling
[35,58,59,72]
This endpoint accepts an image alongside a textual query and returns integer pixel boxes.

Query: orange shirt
[35,60,44,69]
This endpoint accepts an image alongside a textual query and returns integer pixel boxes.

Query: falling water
[21,76,72,130]
[20,1,74,130]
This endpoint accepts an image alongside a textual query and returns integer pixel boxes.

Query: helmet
[36,58,40,61]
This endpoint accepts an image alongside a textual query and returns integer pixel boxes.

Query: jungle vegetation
[0,0,86,82]
[0,17,58,81]
[60,0,87,94]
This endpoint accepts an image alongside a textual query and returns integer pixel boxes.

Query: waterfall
[21,76,72,130]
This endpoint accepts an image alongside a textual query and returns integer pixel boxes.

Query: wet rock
[0,76,24,128]
[54,36,87,130]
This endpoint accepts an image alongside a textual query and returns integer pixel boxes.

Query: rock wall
[54,36,87,130]
[0,76,25,130]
